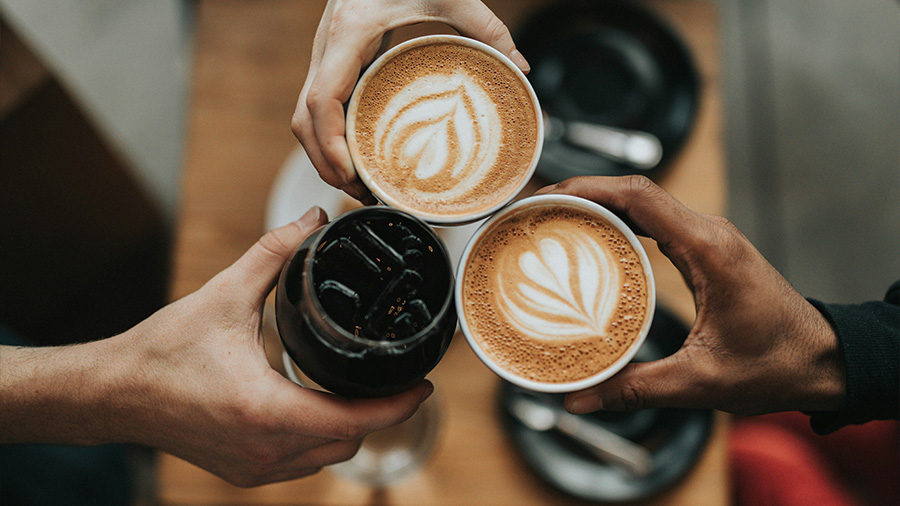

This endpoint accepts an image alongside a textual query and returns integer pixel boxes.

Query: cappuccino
[347,35,542,224]
[457,195,655,391]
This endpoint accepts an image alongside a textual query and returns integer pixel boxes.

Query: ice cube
[363,269,424,339]
[318,236,381,274]
[316,280,361,327]
[352,221,405,267]
[390,299,433,339]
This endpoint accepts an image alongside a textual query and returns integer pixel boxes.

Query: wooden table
[160,0,728,504]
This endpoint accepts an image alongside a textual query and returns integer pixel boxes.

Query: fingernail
[298,206,324,228]
[509,49,530,74]
[566,394,602,414]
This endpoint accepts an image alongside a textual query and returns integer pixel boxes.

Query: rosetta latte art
[374,72,502,200]
[498,234,621,341]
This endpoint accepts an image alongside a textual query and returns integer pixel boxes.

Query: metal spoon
[509,393,654,476]
[543,111,663,170]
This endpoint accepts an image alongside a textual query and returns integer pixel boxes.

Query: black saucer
[498,306,713,502]
[516,0,699,181]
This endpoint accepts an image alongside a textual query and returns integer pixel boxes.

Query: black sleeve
[805,280,900,434]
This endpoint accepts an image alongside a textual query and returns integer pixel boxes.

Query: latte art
[499,234,620,341]
[376,72,501,199]
[460,201,652,385]
[374,73,503,199]
[348,37,541,223]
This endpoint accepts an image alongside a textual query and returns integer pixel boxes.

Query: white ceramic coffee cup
[455,194,656,393]
[346,34,543,226]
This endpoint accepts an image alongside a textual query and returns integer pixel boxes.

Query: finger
[225,207,329,301]
[271,379,434,440]
[339,180,375,204]
[437,0,529,72]
[564,354,706,413]
[291,1,348,188]
[277,438,363,470]
[241,438,364,486]
[307,36,383,184]
[292,100,351,191]
[229,465,324,488]
[537,176,709,267]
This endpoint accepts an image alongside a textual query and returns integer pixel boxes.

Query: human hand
[535,176,846,417]
[291,0,530,202]
[121,206,434,486]
[0,206,433,487]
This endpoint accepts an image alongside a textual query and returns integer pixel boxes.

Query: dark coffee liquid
[276,208,455,398]
[312,215,448,341]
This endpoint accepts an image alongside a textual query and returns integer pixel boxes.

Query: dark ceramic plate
[516,0,700,181]
[498,306,713,502]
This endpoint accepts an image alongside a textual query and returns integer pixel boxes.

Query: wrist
[794,301,846,412]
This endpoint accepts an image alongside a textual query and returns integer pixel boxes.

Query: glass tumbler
[275,206,455,483]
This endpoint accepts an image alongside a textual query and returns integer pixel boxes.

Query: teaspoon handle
[565,121,663,170]
[555,411,654,476]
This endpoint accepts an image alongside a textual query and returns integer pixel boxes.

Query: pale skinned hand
[534,176,846,417]
[0,206,433,487]
[291,0,530,203]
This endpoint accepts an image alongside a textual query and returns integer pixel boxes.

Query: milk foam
[462,204,649,384]
[498,234,620,340]
[374,72,501,200]
[350,41,539,220]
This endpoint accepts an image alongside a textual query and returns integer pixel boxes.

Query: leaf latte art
[462,203,650,384]
[375,72,501,200]
[498,235,620,341]
[349,40,540,221]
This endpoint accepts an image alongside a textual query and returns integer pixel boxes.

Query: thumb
[225,206,329,302]
[564,354,701,413]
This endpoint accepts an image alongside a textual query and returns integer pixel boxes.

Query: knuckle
[258,227,293,259]
[246,445,282,467]
[554,175,594,196]
[290,112,307,141]
[337,418,367,441]
[305,84,327,114]
[618,382,647,412]
[483,17,511,45]
[623,174,658,198]
[560,175,590,189]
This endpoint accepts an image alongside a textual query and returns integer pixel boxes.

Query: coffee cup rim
[346,34,544,226]
[454,194,657,393]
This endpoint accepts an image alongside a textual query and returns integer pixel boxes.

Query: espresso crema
[348,39,540,221]
[461,203,649,383]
